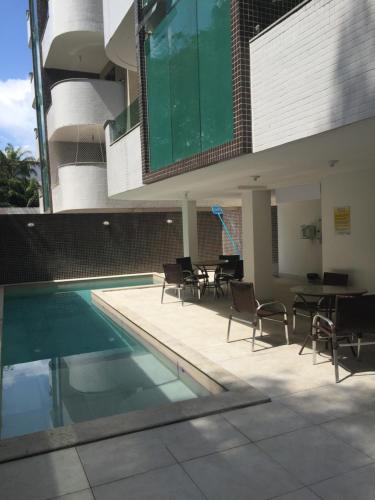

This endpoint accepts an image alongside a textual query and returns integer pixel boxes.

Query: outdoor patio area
[1,277,375,499]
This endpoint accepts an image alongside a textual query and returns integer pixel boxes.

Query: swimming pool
[0,276,210,439]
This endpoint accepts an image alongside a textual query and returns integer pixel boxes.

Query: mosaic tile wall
[0,212,222,285]
[136,0,307,184]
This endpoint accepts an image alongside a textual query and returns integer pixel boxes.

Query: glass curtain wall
[30,0,51,211]
[145,0,233,171]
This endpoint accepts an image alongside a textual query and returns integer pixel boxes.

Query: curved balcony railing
[108,98,140,144]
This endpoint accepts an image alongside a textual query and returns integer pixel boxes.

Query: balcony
[52,163,127,212]
[102,0,136,70]
[104,102,143,197]
[42,0,107,72]
[47,79,125,142]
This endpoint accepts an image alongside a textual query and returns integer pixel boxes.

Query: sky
[0,1,36,154]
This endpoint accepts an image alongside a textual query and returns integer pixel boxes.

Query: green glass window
[145,0,233,172]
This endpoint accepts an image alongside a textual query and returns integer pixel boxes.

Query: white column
[182,199,199,260]
[241,190,273,299]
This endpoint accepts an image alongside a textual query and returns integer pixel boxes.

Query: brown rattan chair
[227,281,289,351]
[312,294,375,383]
[176,257,207,285]
[294,273,349,354]
[162,263,200,306]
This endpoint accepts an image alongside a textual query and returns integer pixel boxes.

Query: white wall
[102,0,137,70]
[322,168,375,292]
[102,0,133,47]
[54,164,126,212]
[42,0,105,71]
[278,200,322,277]
[105,125,143,196]
[47,79,125,141]
[250,0,375,152]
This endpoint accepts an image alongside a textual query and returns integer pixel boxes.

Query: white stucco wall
[322,168,375,292]
[102,0,133,46]
[47,79,125,140]
[54,164,127,212]
[105,125,143,197]
[250,0,375,152]
[102,0,136,69]
[278,199,322,278]
[42,0,104,67]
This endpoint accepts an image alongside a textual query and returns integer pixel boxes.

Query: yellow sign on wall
[334,206,351,235]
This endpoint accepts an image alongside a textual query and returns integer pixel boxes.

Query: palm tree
[0,144,40,207]
[0,143,38,181]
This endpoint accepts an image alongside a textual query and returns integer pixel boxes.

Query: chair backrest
[230,281,258,314]
[335,294,374,333]
[220,255,240,263]
[176,257,194,274]
[163,263,184,285]
[233,260,244,281]
[323,272,348,286]
[219,255,240,274]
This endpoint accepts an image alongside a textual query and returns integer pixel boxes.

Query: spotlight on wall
[166,219,174,224]
[27,222,35,228]
[329,160,339,168]
[102,220,110,226]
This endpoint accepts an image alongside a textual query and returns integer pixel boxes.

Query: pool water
[0,278,210,439]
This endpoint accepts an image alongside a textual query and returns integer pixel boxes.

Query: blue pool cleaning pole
[211,205,241,257]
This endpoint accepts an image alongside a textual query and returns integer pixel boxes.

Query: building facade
[30,0,375,295]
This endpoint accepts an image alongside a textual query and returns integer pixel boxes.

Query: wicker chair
[312,295,375,383]
[215,256,243,293]
[227,281,289,351]
[294,272,349,355]
[176,257,207,285]
[162,263,200,306]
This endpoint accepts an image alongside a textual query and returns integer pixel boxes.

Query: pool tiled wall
[0,212,222,284]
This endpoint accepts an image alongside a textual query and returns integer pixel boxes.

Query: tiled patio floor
[1,277,375,499]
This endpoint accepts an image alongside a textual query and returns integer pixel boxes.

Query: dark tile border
[136,0,304,184]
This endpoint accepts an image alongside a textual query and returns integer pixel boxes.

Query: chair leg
[333,344,340,383]
[227,315,232,343]
[252,322,257,352]
[299,333,310,355]
[259,319,263,337]
[357,335,362,359]
[161,281,165,304]
[284,313,289,345]
[292,308,296,333]
[312,330,318,365]
[181,286,184,307]
[344,336,356,357]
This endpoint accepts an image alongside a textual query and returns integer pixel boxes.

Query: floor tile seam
[271,380,337,401]
[88,461,179,490]
[265,485,322,500]
[171,439,252,465]
[47,487,94,500]
[255,422,375,472]
[318,419,375,462]
[251,436,317,488]
[306,459,375,491]
[175,462,210,500]
[235,419,315,445]
[74,446,95,493]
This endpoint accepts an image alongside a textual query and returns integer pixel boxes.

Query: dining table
[193,259,228,297]
[290,284,368,318]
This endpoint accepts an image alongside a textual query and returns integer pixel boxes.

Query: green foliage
[0,144,40,207]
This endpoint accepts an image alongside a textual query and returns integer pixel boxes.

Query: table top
[193,259,228,267]
[291,284,368,297]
